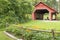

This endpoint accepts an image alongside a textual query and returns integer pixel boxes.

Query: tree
[0,0,33,26]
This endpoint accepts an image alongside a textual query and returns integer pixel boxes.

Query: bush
[6,26,54,40]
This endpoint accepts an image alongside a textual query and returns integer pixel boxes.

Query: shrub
[6,26,54,40]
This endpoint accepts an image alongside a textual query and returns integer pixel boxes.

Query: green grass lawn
[19,20,60,31]
[16,14,60,31]
[0,30,13,40]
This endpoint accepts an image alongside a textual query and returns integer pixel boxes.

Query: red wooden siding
[32,2,57,20]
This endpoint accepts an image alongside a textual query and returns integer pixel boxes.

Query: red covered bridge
[32,2,58,20]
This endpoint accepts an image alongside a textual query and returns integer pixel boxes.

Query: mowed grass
[0,31,13,40]
[19,20,60,31]
[19,14,60,31]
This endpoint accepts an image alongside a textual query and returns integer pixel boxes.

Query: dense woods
[0,0,60,27]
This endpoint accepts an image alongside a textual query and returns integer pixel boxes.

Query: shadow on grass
[19,18,32,24]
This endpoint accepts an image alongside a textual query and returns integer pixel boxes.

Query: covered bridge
[32,2,58,20]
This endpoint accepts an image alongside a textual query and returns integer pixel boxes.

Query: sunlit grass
[16,20,60,31]
[0,31,13,40]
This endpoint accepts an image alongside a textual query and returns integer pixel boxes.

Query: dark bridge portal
[35,9,49,20]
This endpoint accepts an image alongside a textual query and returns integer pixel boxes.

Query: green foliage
[6,26,54,40]
[6,26,60,40]
[0,0,33,28]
